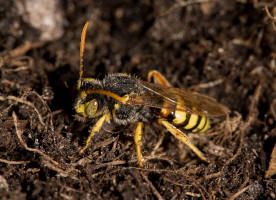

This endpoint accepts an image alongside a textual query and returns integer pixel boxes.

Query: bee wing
[127,80,178,112]
[171,88,230,117]
[127,80,229,117]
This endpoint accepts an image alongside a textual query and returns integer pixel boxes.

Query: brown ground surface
[1,0,276,199]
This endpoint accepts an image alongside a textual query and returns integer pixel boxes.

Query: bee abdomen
[172,110,209,133]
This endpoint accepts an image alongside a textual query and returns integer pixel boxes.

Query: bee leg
[147,70,172,87]
[134,122,144,167]
[157,118,210,163]
[79,113,110,154]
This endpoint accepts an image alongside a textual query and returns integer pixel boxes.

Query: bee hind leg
[134,122,144,167]
[147,70,172,87]
[79,113,110,154]
[157,118,210,163]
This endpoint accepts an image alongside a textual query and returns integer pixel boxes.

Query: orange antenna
[80,21,90,79]
[85,89,129,104]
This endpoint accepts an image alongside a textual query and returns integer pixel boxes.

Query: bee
[75,22,230,167]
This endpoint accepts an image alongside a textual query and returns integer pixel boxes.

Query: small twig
[92,160,127,170]
[229,184,252,200]
[1,95,45,126]
[12,112,58,166]
[44,109,63,119]
[7,41,32,59]
[265,6,276,31]
[4,66,29,72]
[225,79,262,162]
[191,182,208,200]
[190,79,223,90]
[40,159,78,179]
[206,79,263,180]
[241,78,263,137]
[163,177,193,187]
[269,99,276,120]
[228,78,263,161]
[141,172,164,200]
[30,91,54,131]
[265,143,276,178]
[0,158,29,165]
[13,111,79,180]
[205,171,221,180]
[185,192,201,198]
[151,132,165,156]
[144,153,175,166]
[160,0,215,17]
[0,41,43,68]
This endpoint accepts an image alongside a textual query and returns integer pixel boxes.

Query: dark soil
[1,0,276,199]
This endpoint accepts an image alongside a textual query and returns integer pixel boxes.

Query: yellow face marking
[173,110,187,124]
[192,115,206,132]
[75,103,86,116]
[184,114,198,129]
[80,91,87,99]
[77,80,81,89]
[200,118,209,133]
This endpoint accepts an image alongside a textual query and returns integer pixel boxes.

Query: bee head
[75,78,106,118]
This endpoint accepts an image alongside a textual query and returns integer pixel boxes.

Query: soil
[0,0,276,199]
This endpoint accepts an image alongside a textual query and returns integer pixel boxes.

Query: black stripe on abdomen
[184,115,202,132]
[174,113,191,127]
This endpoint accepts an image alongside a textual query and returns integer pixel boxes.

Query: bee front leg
[157,118,210,163]
[79,113,110,154]
[147,70,172,87]
[134,122,144,167]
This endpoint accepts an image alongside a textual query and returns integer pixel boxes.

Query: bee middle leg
[79,113,110,154]
[157,118,210,163]
[147,70,172,87]
[134,122,144,167]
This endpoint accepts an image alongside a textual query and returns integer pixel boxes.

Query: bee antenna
[80,21,90,79]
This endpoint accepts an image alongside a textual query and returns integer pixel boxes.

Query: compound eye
[85,99,98,116]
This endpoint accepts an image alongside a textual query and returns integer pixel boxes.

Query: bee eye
[85,99,98,116]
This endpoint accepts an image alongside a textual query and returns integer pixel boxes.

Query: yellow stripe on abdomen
[172,110,209,133]
[192,115,206,132]
[184,114,199,130]
[173,110,187,124]
[192,115,209,133]
[200,117,209,133]
[163,95,210,133]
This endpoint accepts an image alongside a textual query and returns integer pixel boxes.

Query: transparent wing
[126,80,229,117]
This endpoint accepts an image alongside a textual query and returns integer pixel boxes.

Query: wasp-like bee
[75,22,229,167]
